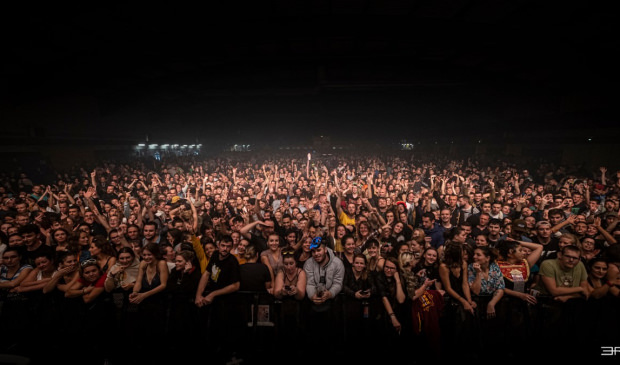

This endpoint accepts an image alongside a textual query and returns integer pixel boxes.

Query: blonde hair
[398,251,416,271]
[244,244,258,261]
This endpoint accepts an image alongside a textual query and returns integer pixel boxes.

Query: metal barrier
[1,290,619,362]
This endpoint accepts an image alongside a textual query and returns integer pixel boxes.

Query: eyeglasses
[384,266,397,271]
[81,258,97,267]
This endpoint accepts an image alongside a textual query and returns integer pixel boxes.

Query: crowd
[1,152,620,364]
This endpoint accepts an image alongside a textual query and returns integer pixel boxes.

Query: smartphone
[284,285,292,291]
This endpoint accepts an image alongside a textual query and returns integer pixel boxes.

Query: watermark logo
[601,347,620,356]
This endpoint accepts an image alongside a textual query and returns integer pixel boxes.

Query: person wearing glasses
[536,244,590,359]
[375,256,406,358]
[539,245,590,300]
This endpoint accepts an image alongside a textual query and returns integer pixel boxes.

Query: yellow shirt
[339,211,356,227]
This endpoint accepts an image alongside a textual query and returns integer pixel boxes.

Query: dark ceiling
[3,1,618,144]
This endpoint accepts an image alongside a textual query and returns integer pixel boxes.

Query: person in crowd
[375,256,406,359]
[0,246,34,350]
[336,234,356,275]
[439,242,478,360]
[89,235,116,274]
[3,151,620,362]
[467,246,505,355]
[129,242,169,356]
[495,238,544,345]
[260,233,284,280]
[104,246,140,339]
[65,258,114,362]
[194,235,241,361]
[303,235,345,344]
[342,253,376,344]
[294,235,312,268]
[413,246,443,291]
[166,249,201,350]
[273,249,307,347]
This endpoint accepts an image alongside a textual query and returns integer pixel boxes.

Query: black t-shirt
[250,233,268,253]
[239,262,271,293]
[21,243,54,267]
[204,252,241,294]
[532,236,560,266]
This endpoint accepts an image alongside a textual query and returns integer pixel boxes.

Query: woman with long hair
[273,249,307,344]
[104,246,141,337]
[467,246,505,355]
[129,242,169,352]
[414,246,443,291]
[88,235,116,273]
[439,242,477,360]
[343,253,376,343]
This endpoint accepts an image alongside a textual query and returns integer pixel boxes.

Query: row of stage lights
[137,144,202,149]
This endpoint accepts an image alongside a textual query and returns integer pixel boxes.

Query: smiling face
[118,252,134,267]
[267,234,280,251]
[174,254,188,272]
[311,245,327,264]
[82,264,101,283]
[589,260,608,280]
[34,256,53,272]
[473,248,490,266]
[141,248,156,264]
[423,249,438,265]
[352,256,366,274]
[344,237,356,254]
[581,238,596,251]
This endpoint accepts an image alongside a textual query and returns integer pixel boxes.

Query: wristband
[389,313,396,317]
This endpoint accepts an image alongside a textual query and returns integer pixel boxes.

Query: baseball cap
[512,219,528,233]
[309,236,325,250]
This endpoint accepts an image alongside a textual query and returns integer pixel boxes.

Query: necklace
[285,270,299,285]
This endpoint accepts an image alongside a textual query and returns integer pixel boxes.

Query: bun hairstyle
[496,240,519,260]
[244,244,258,261]
[398,251,416,270]
[177,250,195,263]
[475,245,499,263]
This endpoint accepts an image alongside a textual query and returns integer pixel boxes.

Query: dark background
[2,1,618,149]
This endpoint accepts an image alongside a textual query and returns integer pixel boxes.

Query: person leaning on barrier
[303,235,345,344]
